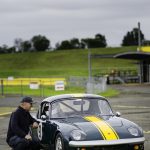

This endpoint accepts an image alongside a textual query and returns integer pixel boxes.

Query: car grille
[92,145,129,150]
[71,143,144,150]
[82,144,144,150]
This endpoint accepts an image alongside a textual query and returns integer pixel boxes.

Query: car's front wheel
[55,133,64,150]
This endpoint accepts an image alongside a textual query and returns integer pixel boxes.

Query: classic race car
[35,94,145,150]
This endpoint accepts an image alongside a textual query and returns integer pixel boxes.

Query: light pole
[82,41,92,93]
[138,22,142,83]
[85,43,93,93]
[138,22,141,52]
[87,45,92,83]
[82,42,92,82]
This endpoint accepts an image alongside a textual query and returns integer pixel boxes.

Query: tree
[56,40,72,50]
[0,45,7,54]
[21,41,32,52]
[7,46,16,53]
[122,28,145,46]
[0,45,15,54]
[95,34,107,47]
[70,38,80,49]
[81,34,107,48]
[56,38,81,50]
[55,42,60,50]
[14,38,23,52]
[31,35,50,51]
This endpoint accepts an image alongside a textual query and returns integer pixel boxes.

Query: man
[6,96,41,150]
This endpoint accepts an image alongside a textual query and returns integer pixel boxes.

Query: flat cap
[21,96,35,104]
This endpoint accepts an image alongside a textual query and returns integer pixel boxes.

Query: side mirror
[41,115,47,120]
[115,112,121,117]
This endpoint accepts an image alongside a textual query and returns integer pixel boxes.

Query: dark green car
[35,94,145,150]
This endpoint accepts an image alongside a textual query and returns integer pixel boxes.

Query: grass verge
[100,88,120,98]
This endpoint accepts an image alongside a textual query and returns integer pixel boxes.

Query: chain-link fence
[68,76,107,94]
[0,77,107,97]
[0,78,66,97]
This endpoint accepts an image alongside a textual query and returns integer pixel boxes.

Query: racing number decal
[37,122,43,141]
[84,116,119,140]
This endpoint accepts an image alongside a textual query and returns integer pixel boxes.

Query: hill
[0,46,137,78]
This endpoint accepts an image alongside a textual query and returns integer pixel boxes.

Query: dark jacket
[6,106,36,143]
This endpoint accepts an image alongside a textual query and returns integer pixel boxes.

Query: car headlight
[138,126,144,135]
[70,129,86,141]
[128,127,139,136]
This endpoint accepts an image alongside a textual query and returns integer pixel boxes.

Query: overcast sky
[0,0,150,47]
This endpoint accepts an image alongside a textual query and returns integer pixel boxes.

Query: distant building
[114,46,150,83]
[92,46,150,83]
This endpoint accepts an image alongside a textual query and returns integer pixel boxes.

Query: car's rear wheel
[55,133,64,150]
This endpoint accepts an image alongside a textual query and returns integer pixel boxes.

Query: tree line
[0,27,146,54]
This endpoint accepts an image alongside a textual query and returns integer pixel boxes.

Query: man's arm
[28,113,39,128]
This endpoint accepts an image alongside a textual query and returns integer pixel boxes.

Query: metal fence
[68,76,107,94]
[0,78,66,97]
[0,77,107,97]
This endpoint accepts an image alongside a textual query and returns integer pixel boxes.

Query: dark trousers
[8,136,41,150]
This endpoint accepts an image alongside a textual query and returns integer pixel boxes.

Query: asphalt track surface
[0,84,150,150]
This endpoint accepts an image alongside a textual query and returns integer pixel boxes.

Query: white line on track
[113,105,150,109]
[0,112,11,117]
[144,131,150,134]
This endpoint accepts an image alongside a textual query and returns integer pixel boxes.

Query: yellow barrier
[2,78,66,86]
[141,46,150,53]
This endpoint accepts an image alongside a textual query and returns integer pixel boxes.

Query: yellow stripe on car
[84,116,119,140]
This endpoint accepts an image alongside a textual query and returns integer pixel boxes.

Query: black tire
[55,133,64,150]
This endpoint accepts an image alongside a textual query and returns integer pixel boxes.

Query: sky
[0,0,150,48]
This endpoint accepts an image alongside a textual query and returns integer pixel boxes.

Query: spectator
[6,96,41,150]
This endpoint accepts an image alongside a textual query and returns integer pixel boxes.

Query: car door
[37,102,54,146]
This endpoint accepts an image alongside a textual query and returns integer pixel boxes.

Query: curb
[0,112,12,117]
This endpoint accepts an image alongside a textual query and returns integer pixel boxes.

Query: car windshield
[50,98,113,118]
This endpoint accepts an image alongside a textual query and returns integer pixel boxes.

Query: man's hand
[25,134,32,140]
[32,122,38,128]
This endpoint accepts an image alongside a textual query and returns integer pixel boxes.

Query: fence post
[1,79,4,96]
[40,80,42,97]
[20,80,23,96]
[40,80,44,98]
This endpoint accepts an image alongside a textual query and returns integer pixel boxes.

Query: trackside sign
[55,81,65,91]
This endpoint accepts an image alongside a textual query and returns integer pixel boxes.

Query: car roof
[42,94,106,103]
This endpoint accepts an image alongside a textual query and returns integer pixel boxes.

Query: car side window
[51,102,64,118]
[41,103,50,118]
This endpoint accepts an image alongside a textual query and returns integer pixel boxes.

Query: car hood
[54,115,143,140]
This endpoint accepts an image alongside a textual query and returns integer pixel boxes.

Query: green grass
[2,85,120,98]
[100,88,120,98]
[0,46,136,98]
[3,85,86,97]
[0,46,137,77]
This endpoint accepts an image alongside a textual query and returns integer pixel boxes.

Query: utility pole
[138,22,141,52]
[82,42,92,83]
[138,22,142,83]
[88,45,92,83]
[83,42,92,93]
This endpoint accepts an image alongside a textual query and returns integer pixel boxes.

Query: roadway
[0,84,150,149]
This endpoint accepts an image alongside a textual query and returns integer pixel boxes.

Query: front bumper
[69,137,145,147]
